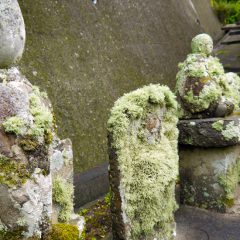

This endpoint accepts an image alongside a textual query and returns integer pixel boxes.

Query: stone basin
[178,116,240,147]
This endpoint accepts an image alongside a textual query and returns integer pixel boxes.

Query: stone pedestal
[178,117,240,213]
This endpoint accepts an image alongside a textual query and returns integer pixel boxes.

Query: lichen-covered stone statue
[176,33,240,119]
[108,85,179,240]
[0,67,53,239]
[0,2,84,239]
[177,33,240,213]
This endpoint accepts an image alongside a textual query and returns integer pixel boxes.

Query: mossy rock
[46,224,79,240]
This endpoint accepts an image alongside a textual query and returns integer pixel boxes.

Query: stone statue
[108,85,179,240]
[176,33,240,119]
[0,1,84,239]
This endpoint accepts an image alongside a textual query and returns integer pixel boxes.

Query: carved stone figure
[176,33,240,119]
[108,85,179,240]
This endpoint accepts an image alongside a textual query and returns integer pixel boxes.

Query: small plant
[211,0,240,24]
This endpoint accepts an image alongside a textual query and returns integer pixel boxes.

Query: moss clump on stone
[2,86,53,143]
[218,161,240,207]
[53,176,74,222]
[46,223,79,240]
[223,72,240,110]
[108,84,178,238]
[2,116,26,135]
[79,193,111,239]
[222,121,240,141]
[0,154,31,187]
[212,120,224,131]
[19,138,39,151]
[28,87,53,138]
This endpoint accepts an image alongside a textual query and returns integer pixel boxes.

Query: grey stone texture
[0,0,25,67]
[0,68,81,238]
[50,137,74,223]
[17,0,222,175]
[0,68,52,239]
[178,117,240,147]
[179,146,240,213]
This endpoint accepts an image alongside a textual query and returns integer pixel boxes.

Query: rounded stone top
[0,0,26,68]
[191,34,213,55]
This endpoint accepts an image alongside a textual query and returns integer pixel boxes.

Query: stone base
[179,145,240,212]
[178,117,240,147]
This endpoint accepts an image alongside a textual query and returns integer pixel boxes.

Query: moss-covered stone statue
[176,33,240,119]
[108,84,179,240]
[0,1,84,239]
[177,33,240,214]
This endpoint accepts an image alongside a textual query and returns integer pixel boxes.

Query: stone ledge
[178,116,240,147]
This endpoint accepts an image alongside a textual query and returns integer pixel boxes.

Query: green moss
[212,120,224,131]
[2,116,26,135]
[79,194,111,240]
[46,223,79,240]
[19,138,39,151]
[0,226,35,240]
[108,84,178,239]
[28,87,53,138]
[53,176,74,222]
[218,161,240,207]
[2,86,53,144]
[0,154,31,187]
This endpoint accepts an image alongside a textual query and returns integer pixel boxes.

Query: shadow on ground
[176,206,240,240]
[103,205,240,240]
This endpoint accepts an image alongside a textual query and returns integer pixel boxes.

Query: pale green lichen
[221,121,240,141]
[108,84,178,239]
[53,176,74,223]
[2,86,53,143]
[218,160,240,207]
[191,33,213,56]
[212,120,224,131]
[223,72,240,110]
[2,116,26,135]
[28,87,53,137]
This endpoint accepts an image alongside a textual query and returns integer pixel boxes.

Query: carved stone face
[191,33,213,56]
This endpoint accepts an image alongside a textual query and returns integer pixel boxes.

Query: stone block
[108,85,179,240]
[179,146,240,212]
[178,117,240,147]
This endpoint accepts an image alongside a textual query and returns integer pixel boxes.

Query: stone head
[191,33,213,56]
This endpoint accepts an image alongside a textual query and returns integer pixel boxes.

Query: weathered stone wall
[17,0,222,205]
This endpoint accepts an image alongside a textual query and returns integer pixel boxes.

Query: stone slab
[178,117,240,147]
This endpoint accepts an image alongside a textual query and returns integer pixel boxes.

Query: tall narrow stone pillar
[108,85,179,240]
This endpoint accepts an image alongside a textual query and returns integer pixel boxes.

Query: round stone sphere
[191,33,213,56]
[0,0,26,68]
